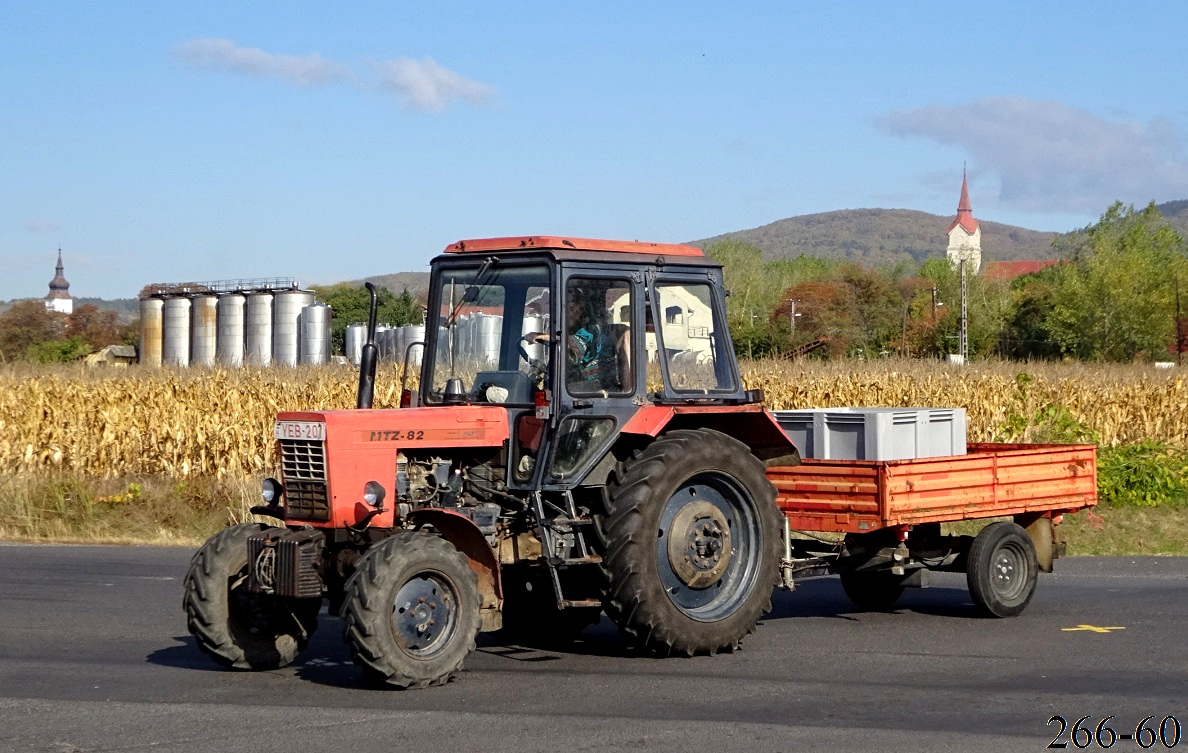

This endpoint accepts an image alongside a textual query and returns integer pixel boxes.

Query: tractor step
[560,599,602,609]
[549,554,603,566]
[548,516,593,527]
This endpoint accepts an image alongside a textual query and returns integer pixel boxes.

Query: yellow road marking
[1061,624,1126,633]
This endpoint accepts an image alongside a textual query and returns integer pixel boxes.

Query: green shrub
[1097,441,1188,507]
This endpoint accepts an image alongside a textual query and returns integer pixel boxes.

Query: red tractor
[183,236,799,688]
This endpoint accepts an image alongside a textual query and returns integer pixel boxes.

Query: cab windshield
[424,263,551,405]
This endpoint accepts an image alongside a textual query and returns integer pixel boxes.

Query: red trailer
[767,443,1097,616]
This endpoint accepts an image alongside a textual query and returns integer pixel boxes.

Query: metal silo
[161,297,192,367]
[139,298,164,367]
[190,295,218,367]
[392,326,407,364]
[521,314,547,366]
[298,303,332,365]
[272,290,315,367]
[344,323,366,366]
[244,292,274,366]
[473,313,502,367]
[401,324,426,368]
[375,324,393,361]
[216,294,246,367]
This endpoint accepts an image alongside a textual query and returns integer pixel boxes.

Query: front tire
[342,531,481,688]
[967,521,1038,617]
[600,429,782,655]
[182,523,321,670]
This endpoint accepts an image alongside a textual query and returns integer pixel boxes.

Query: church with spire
[45,250,73,314]
[946,170,982,274]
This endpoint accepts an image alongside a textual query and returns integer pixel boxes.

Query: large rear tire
[182,523,321,670]
[342,531,481,688]
[967,521,1038,617]
[600,429,781,655]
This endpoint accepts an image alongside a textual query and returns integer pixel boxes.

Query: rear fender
[407,509,503,630]
[620,405,800,464]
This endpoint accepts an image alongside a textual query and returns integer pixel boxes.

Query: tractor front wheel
[600,429,781,655]
[183,523,321,670]
[342,531,481,689]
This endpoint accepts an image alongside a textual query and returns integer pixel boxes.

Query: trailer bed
[767,442,1097,534]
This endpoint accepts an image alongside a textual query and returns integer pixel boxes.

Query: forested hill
[690,209,1059,266]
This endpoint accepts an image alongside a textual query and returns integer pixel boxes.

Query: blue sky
[3,2,1187,300]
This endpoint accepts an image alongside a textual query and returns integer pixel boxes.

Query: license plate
[275,421,325,441]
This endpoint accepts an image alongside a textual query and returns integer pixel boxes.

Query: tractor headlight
[363,480,386,509]
[261,477,283,505]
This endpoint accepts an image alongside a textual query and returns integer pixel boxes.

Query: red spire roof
[947,171,979,234]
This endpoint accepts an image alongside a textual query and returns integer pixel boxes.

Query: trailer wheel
[967,522,1038,618]
[600,429,781,656]
[342,531,481,689]
[183,523,321,670]
[839,572,905,611]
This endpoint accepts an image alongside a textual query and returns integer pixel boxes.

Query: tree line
[714,202,1188,362]
[2,201,1185,365]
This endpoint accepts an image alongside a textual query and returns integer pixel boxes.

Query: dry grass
[0,473,264,547]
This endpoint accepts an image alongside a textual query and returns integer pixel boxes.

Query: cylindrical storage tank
[473,313,502,367]
[272,290,316,367]
[190,295,218,367]
[392,326,407,365]
[402,324,426,367]
[521,314,547,366]
[244,293,274,366]
[344,323,367,366]
[216,294,246,367]
[385,327,402,362]
[298,303,332,365]
[161,297,192,368]
[374,324,393,361]
[139,298,164,367]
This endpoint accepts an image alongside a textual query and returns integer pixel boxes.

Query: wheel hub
[392,574,456,655]
[668,500,732,589]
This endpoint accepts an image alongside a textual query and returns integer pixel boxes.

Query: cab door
[539,268,644,488]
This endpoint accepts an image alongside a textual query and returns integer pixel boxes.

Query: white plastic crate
[773,407,967,461]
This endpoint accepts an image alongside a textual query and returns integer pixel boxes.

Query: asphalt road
[0,544,1184,753]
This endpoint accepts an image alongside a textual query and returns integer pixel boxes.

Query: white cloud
[175,38,349,87]
[377,57,492,111]
[877,97,1188,213]
[24,218,59,234]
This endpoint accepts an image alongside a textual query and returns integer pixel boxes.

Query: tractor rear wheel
[342,531,481,689]
[183,523,321,670]
[600,429,781,655]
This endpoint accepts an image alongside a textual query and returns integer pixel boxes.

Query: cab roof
[444,236,705,258]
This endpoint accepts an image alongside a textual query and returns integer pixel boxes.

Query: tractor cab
[418,236,756,491]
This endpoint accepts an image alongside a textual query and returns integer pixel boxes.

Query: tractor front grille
[279,438,330,521]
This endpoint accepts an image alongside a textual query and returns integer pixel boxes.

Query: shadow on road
[147,578,987,686]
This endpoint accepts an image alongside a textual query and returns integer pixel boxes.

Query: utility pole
[1177,274,1183,367]
[959,262,969,363]
[786,299,801,334]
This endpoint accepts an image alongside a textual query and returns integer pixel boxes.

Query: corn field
[1,359,1185,478]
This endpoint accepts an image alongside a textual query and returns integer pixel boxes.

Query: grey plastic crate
[773,407,966,461]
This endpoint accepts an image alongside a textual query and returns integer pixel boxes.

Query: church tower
[45,250,73,314]
[946,170,982,274]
